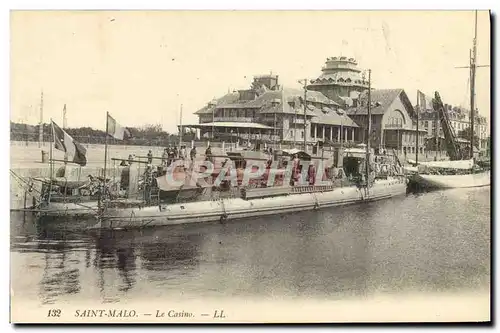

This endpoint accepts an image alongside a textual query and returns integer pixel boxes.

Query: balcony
[213,117,253,123]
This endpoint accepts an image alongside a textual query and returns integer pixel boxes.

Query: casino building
[183,56,426,156]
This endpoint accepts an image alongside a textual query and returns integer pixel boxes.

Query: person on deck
[147,150,153,164]
[180,145,186,160]
[173,146,179,159]
[308,162,316,186]
[205,145,213,163]
[190,146,197,162]
[291,154,300,185]
[167,145,175,166]
[161,148,168,166]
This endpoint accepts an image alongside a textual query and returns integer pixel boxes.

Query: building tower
[307,56,369,106]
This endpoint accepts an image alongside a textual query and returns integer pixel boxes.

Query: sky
[10,10,491,133]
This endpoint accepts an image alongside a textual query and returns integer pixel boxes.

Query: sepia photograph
[9,9,491,323]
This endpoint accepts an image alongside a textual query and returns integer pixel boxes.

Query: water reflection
[39,251,81,304]
[10,187,491,305]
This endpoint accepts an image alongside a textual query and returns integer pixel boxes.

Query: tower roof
[309,56,368,88]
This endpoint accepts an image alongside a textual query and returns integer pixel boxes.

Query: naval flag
[107,113,132,140]
[51,120,87,166]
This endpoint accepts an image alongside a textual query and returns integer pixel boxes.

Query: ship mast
[178,104,183,151]
[38,90,44,148]
[365,69,372,191]
[298,79,308,152]
[469,10,478,159]
[455,11,488,159]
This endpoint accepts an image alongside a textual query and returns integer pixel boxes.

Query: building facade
[418,104,489,152]
[188,74,360,147]
[346,89,426,156]
[308,57,425,155]
[187,56,490,160]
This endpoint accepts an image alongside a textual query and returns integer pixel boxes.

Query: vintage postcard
[9,10,491,323]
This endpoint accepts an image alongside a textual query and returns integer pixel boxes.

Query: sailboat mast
[469,10,478,159]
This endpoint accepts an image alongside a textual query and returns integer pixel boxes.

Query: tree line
[10,122,196,146]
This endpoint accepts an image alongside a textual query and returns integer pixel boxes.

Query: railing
[238,133,280,141]
[291,185,335,194]
[213,117,253,123]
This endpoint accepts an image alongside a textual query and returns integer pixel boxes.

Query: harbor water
[11,187,490,306]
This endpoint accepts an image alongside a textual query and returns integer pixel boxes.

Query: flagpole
[99,112,109,220]
[179,104,183,151]
[416,91,419,165]
[48,118,54,204]
[104,112,109,182]
[49,118,53,179]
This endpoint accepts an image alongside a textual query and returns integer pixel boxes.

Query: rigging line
[10,171,42,195]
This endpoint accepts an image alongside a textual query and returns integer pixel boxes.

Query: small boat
[410,12,490,191]
[30,176,102,221]
[410,159,490,189]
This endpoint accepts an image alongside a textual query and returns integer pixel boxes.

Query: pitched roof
[346,89,415,116]
[194,92,240,115]
[309,71,369,87]
[245,88,339,108]
[196,87,340,116]
[310,107,359,127]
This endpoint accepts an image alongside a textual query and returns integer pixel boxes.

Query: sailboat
[411,11,490,190]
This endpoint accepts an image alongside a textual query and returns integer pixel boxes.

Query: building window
[301,131,304,139]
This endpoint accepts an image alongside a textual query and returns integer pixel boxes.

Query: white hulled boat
[410,11,490,191]
[413,159,490,189]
